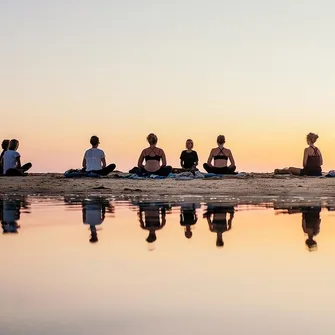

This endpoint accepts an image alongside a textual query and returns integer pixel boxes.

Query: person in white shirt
[82,198,114,243]
[82,136,116,175]
[3,139,32,176]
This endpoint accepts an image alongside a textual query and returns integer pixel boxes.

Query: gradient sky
[1,0,335,172]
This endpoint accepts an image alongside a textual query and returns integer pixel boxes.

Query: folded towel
[325,170,335,177]
[64,169,102,178]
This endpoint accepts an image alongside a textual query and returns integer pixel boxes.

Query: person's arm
[82,152,87,169]
[207,149,214,167]
[228,150,235,167]
[228,212,234,229]
[180,151,184,168]
[193,151,199,167]
[139,211,145,228]
[302,217,307,234]
[101,157,106,168]
[16,155,21,168]
[161,212,166,228]
[303,148,309,168]
[161,149,167,167]
[138,150,145,168]
[319,150,323,166]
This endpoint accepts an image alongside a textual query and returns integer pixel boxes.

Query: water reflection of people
[180,203,198,239]
[302,207,321,251]
[275,205,321,251]
[0,197,30,234]
[81,198,114,243]
[204,205,235,247]
[138,203,170,245]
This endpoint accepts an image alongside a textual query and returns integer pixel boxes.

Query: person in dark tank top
[204,204,234,247]
[302,206,321,251]
[129,133,172,177]
[274,133,323,176]
[203,135,237,175]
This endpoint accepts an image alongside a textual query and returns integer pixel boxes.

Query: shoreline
[0,173,335,202]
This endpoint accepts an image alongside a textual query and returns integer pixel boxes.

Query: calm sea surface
[1,196,335,335]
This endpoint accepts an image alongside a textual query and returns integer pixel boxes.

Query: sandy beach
[0,173,335,201]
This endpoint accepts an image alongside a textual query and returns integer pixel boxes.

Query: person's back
[3,149,20,174]
[84,147,105,171]
[82,136,116,176]
[304,146,322,174]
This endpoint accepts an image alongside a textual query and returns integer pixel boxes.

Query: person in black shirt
[180,203,198,239]
[172,139,199,174]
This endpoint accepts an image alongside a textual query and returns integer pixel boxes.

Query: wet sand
[0,173,335,200]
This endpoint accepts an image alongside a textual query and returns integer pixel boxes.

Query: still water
[1,196,335,335]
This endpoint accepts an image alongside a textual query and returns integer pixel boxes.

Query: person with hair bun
[129,133,172,177]
[275,132,323,176]
[203,135,237,174]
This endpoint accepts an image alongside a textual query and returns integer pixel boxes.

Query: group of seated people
[0,132,324,177]
[128,133,237,176]
[0,139,32,176]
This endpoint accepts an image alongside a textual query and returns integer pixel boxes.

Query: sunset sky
[1,0,335,173]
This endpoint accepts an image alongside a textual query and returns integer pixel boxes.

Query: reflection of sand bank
[0,173,335,200]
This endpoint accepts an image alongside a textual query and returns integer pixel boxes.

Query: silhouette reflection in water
[180,203,199,239]
[276,205,321,251]
[82,198,114,243]
[302,207,321,251]
[64,196,114,243]
[204,204,235,247]
[0,197,30,234]
[136,202,171,247]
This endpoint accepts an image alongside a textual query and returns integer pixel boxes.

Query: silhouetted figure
[275,205,321,251]
[0,197,30,234]
[0,139,10,175]
[138,203,168,246]
[302,207,321,251]
[81,198,114,243]
[180,203,198,239]
[204,205,235,247]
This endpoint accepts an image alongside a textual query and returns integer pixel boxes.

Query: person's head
[217,135,225,146]
[185,230,193,239]
[1,140,9,150]
[90,135,100,147]
[216,239,224,248]
[89,233,98,243]
[146,231,157,243]
[186,139,194,150]
[305,238,317,251]
[9,139,19,151]
[306,133,319,145]
[147,133,158,146]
